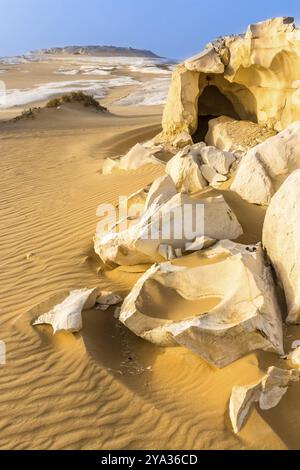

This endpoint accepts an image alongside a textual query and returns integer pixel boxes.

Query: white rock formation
[205,116,276,154]
[200,145,235,175]
[32,288,99,333]
[96,291,123,311]
[94,174,243,265]
[185,44,225,74]
[119,241,283,367]
[165,145,207,193]
[200,164,227,187]
[288,346,300,368]
[232,122,300,205]
[157,17,300,146]
[230,366,299,433]
[102,143,164,174]
[144,174,177,209]
[263,170,300,323]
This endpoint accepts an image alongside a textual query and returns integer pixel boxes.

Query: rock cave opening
[193,85,243,143]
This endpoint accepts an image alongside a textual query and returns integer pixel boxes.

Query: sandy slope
[1,100,300,450]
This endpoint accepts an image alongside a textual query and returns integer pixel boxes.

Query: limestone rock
[32,288,99,333]
[160,17,300,146]
[200,164,227,187]
[96,291,123,311]
[288,346,300,368]
[185,45,225,74]
[94,177,242,265]
[119,241,283,367]
[263,171,300,323]
[144,174,177,210]
[230,366,299,433]
[245,17,295,39]
[205,116,276,154]
[200,145,235,175]
[232,122,300,205]
[166,145,207,193]
[102,143,164,174]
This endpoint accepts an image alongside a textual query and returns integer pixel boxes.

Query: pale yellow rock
[166,145,207,193]
[205,116,276,153]
[119,241,283,367]
[230,366,299,433]
[94,177,242,265]
[102,143,164,174]
[288,346,300,368]
[263,170,300,323]
[185,45,225,73]
[32,288,99,333]
[232,122,300,205]
[160,17,300,145]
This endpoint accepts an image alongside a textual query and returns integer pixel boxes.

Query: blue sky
[0,0,300,59]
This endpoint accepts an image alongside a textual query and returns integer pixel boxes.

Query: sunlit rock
[263,170,300,323]
[119,241,283,367]
[159,17,300,146]
[102,143,164,174]
[230,366,299,433]
[94,174,242,265]
[231,122,300,205]
[32,288,99,333]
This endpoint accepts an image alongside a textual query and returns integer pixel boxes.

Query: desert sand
[1,41,300,450]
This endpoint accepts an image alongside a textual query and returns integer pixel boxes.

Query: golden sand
[1,63,300,449]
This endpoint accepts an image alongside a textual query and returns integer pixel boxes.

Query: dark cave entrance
[193,85,240,143]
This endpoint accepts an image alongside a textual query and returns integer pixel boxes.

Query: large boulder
[263,170,300,323]
[231,122,300,205]
[119,241,283,367]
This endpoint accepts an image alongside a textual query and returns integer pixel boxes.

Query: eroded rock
[230,366,299,433]
[159,17,300,146]
[102,143,164,174]
[232,122,300,205]
[166,145,207,193]
[119,241,283,367]
[263,170,300,323]
[94,175,242,265]
[32,288,99,333]
[205,116,276,154]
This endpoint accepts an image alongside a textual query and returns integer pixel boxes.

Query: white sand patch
[0,77,139,109]
[116,77,171,106]
[128,65,172,74]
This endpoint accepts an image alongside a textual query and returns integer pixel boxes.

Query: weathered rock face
[158,17,300,146]
[119,241,284,367]
[205,116,277,154]
[102,143,164,174]
[263,170,300,323]
[94,175,242,265]
[231,122,300,205]
[165,142,235,192]
[230,366,299,433]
